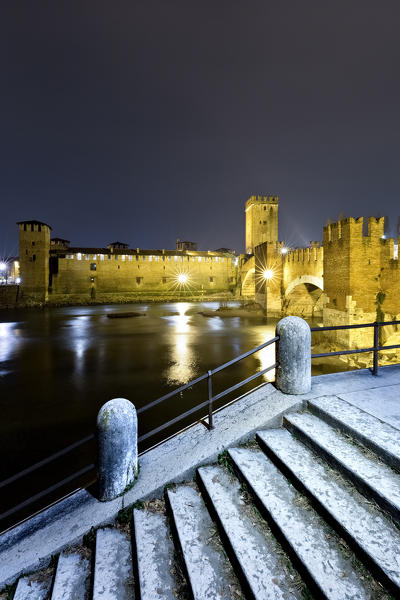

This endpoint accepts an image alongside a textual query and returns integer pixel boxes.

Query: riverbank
[0,290,239,310]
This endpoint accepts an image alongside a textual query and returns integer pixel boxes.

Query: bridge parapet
[284,246,323,264]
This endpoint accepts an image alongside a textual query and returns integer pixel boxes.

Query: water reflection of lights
[166,303,196,384]
[0,322,20,362]
[68,316,91,370]
[252,326,277,383]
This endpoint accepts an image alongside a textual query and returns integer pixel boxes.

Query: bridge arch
[284,275,324,297]
[241,267,255,296]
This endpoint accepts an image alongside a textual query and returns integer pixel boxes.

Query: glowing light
[263,268,274,280]
[177,273,188,284]
[0,262,6,272]
[16,277,21,284]
[280,247,288,255]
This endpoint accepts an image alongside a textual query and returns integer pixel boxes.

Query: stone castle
[3,197,400,348]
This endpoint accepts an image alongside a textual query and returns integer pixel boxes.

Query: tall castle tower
[17,220,51,303]
[245,195,278,254]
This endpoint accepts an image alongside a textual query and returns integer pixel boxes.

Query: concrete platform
[1,364,400,589]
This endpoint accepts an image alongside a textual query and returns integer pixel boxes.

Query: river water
[0,301,342,527]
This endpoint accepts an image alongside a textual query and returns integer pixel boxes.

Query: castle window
[162,277,167,283]
[115,255,118,260]
[215,257,219,262]
[85,254,89,260]
[259,220,261,224]
[108,254,112,260]
[118,265,120,269]
[77,253,82,260]
[32,241,35,246]
[198,257,202,262]
[263,221,266,225]
[32,254,36,262]
[221,258,224,262]
[264,206,266,210]
[93,254,97,260]
[128,255,132,261]
[229,276,234,282]
[121,255,125,261]
[168,256,172,261]
[90,276,95,282]
[136,277,142,285]
[136,255,139,261]
[209,277,213,282]
[90,263,96,271]
[143,255,146,261]
[174,256,178,261]
[162,256,165,261]
[155,256,159,261]
[149,255,152,261]
[204,257,207,262]
[100,254,104,261]
[67,254,74,259]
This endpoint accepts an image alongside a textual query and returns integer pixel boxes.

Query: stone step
[13,575,52,600]
[166,483,242,600]
[133,501,178,600]
[93,527,134,600]
[284,412,400,522]
[257,429,400,595]
[51,551,91,600]
[197,464,305,599]
[228,446,388,600]
[308,396,400,472]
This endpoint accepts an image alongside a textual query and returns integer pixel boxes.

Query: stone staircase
[7,396,400,600]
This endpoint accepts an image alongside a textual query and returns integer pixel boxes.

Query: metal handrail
[1,335,279,526]
[311,319,400,376]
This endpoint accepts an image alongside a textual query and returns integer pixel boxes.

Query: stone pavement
[1,364,400,598]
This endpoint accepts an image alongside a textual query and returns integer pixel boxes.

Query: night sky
[1,1,400,257]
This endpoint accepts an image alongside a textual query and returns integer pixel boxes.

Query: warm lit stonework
[4,196,400,355]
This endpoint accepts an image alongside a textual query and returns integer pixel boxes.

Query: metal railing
[2,319,400,531]
[0,335,278,530]
[137,335,278,443]
[311,320,400,376]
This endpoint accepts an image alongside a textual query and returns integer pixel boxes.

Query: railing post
[276,316,311,394]
[372,322,379,376]
[207,370,214,429]
[97,398,138,501]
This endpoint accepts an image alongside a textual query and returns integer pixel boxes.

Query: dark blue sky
[1,1,400,256]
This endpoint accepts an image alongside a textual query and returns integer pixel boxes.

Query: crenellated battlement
[284,246,323,264]
[323,216,386,244]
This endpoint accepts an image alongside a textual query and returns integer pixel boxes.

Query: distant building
[176,240,197,252]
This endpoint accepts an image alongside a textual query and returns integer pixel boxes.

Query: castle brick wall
[283,247,323,293]
[245,195,278,254]
[49,249,237,301]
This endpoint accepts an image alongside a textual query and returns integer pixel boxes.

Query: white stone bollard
[97,398,138,501]
[276,316,311,394]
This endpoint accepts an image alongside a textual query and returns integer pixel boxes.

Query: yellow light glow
[280,247,288,255]
[177,273,188,284]
[263,268,274,280]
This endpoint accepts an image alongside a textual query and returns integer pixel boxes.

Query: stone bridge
[242,243,324,317]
